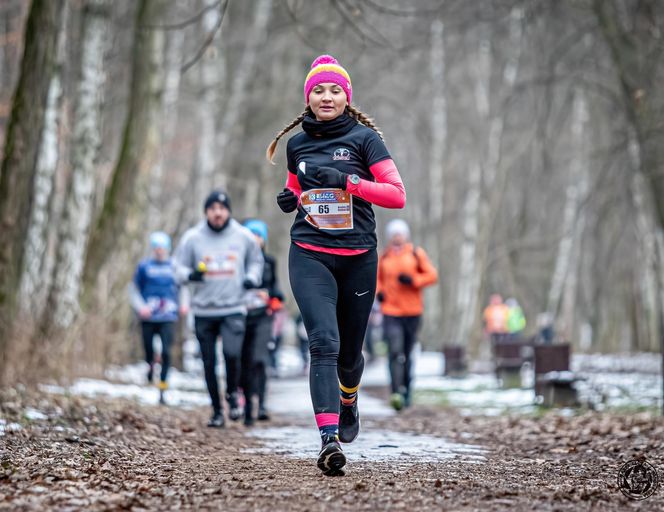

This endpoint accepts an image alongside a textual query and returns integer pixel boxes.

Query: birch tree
[82,0,167,294]
[425,18,446,341]
[558,90,590,341]
[0,0,65,364]
[43,0,111,331]
[452,7,523,352]
[17,2,69,318]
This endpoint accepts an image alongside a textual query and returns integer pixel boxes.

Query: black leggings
[241,310,273,408]
[383,315,420,395]
[141,321,175,382]
[289,243,377,415]
[194,314,246,414]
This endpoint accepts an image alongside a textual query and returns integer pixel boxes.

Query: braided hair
[265,105,384,164]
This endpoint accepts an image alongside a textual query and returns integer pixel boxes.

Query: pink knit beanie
[303,55,352,104]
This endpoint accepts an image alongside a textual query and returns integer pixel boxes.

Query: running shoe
[390,392,404,411]
[227,392,242,421]
[207,412,225,428]
[338,398,360,443]
[317,434,346,476]
[257,406,270,421]
[146,364,154,384]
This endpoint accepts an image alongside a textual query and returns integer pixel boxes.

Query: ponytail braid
[347,104,384,141]
[266,107,311,164]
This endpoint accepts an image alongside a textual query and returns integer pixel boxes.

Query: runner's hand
[314,166,347,190]
[138,306,152,319]
[276,188,298,213]
[398,273,414,286]
[243,278,258,289]
[189,270,205,282]
[297,163,322,190]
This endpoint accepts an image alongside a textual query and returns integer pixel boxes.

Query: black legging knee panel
[289,243,377,415]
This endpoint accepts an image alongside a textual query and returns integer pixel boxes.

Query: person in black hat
[174,190,264,427]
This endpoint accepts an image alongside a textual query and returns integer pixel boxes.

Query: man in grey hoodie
[175,190,264,427]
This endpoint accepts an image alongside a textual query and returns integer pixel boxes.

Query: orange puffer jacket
[376,243,438,317]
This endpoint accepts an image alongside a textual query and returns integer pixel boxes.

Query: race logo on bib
[300,188,353,230]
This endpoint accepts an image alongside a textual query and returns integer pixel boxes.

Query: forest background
[0,0,662,384]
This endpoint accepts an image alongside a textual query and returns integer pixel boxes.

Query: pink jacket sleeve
[346,159,406,209]
[285,171,302,204]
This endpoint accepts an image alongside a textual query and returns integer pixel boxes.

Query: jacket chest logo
[333,148,351,161]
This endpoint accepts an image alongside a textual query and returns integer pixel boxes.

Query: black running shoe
[227,392,242,421]
[207,412,225,428]
[317,435,346,476]
[257,406,270,421]
[338,399,360,444]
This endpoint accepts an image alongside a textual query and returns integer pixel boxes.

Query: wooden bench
[533,344,579,407]
[442,345,467,378]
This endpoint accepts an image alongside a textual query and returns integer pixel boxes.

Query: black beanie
[204,190,231,212]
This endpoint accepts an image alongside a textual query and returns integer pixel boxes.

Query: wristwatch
[349,174,360,185]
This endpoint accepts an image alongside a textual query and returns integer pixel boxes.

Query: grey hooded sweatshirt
[174,219,264,317]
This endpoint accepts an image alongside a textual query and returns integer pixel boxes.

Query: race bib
[300,188,353,230]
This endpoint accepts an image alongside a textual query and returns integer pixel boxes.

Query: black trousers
[194,314,246,414]
[289,243,377,415]
[241,310,273,410]
[141,321,175,382]
[383,315,421,395]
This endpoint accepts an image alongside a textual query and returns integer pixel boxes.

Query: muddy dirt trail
[2,385,663,511]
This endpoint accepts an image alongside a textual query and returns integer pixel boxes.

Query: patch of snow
[24,407,48,421]
[245,426,486,464]
[0,419,22,435]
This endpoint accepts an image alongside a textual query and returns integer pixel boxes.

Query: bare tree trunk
[454,8,523,353]
[594,0,664,356]
[43,0,110,331]
[0,0,64,363]
[82,0,167,294]
[17,2,68,318]
[147,26,184,233]
[192,1,224,216]
[213,0,272,186]
[452,161,481,347]
[425,18,446,346]
[559,90,590,342]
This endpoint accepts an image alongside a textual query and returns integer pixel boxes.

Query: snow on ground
[244,426,486,464]
[18,343,662,463]
[35,342,663,418]
[0,419,22,436]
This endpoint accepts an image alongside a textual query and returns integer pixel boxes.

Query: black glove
[276,188,298,213]
[189,270,204,282]
[297,163,322,190]
[314,166,347,190]
[398,273,414,286]
[243,278,257,290]
[376,291,385,302]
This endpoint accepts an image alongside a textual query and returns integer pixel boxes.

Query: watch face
[350,174,360,184]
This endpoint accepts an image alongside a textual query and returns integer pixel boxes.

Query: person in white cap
[376,219,438,410]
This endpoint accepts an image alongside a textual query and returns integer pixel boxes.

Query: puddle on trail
[244,426,487,464]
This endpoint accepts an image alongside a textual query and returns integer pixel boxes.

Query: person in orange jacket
[376,219,438,410]
[482,294,510,345]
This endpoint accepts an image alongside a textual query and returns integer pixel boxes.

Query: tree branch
[180,0,229,75]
